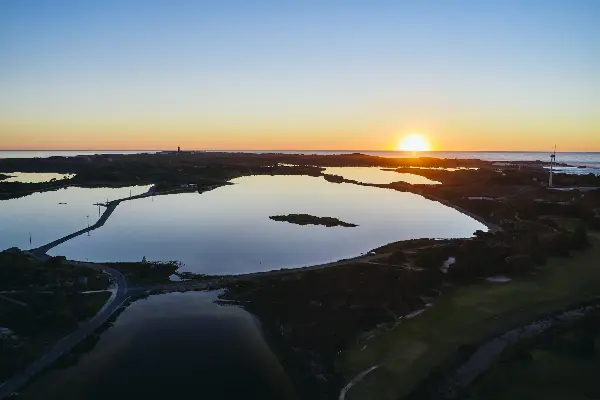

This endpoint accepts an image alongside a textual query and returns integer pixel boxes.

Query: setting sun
[397,134,431,152]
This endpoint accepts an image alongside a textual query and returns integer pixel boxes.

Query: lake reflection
[20,291,298,400]
[0,186,151,249]
[324,167,440,184]
[1,172,74,183]
[49,175,485,274]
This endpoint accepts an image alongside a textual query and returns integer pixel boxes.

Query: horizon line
[1,149,599,153]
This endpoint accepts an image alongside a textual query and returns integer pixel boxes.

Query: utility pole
[549,145,556,187]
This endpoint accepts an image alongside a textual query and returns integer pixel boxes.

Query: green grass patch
[340,238,600,400]
[464,349,600,400]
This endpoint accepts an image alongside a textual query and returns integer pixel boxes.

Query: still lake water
[1,172,74,183]
[44,175,485,274]
[0,186,151,249]
[323,167,440,184]
[21,291,298,400]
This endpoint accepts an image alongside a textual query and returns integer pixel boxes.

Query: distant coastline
[2,150,599,172]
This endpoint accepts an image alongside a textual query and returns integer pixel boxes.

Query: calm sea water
[20,291,298,400]
[0,150,156,158]
[44,175,485,274]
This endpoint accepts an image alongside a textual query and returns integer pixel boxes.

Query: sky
[1,0,599,151]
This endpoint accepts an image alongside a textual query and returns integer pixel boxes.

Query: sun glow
[397,134,431,152]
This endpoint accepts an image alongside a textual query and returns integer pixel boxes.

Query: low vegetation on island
[270,214,358,227]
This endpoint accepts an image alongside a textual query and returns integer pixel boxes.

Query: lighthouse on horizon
[549,145,556,187]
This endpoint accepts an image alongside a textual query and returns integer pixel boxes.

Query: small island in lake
[269,213,358,227]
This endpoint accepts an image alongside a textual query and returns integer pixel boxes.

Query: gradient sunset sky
[1,0,598,151]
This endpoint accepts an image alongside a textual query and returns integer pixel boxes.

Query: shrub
[537,217,559,229]
[46,256,67,267]
[387,250,407,265]
[415,246,452,270]
[571,224,590,250]
[504,254,534,275]
[589,216,600,231]
[548,232,572,257]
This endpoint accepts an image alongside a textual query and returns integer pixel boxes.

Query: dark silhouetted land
[270,214,358,227]
[3,151,600,399]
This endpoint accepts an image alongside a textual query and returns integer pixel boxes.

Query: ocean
[0,150,157,159]
[1,150,599,174]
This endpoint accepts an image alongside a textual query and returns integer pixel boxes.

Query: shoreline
[25,169,497,276]
[415,191,502,233]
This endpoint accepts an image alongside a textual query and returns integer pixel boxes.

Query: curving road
[0,262,128,399]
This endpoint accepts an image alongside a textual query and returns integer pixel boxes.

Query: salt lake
[1,174,487,274]
[29,175,489,274]
[323,167,441,184]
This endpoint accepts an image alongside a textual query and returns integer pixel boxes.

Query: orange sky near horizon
[1,136,598,152]
[1,118,598,152]
[2,2,598,153]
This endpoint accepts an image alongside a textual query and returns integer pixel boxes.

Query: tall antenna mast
[549,145,556,187]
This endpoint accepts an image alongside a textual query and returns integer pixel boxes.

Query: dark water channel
[21,291,298,400]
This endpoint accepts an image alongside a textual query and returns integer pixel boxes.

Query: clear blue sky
[1,0,598,150]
